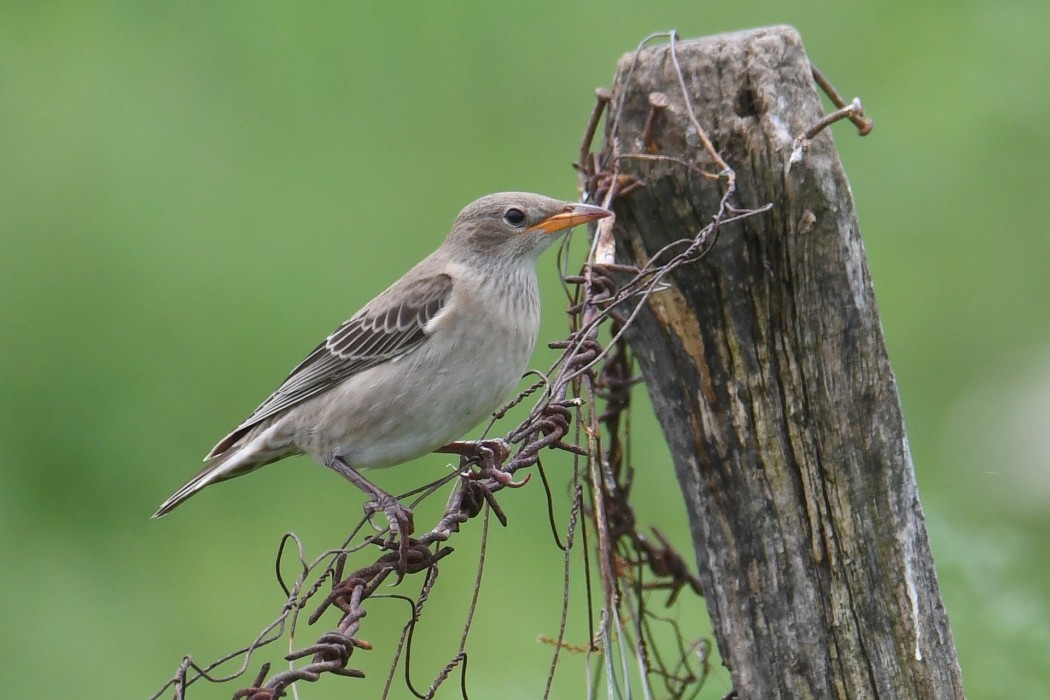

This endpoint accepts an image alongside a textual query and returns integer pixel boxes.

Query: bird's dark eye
[504,208,526,226]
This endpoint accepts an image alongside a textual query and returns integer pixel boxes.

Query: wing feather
[206,271,453,458]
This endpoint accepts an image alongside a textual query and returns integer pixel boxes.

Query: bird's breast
[306,264,542,468]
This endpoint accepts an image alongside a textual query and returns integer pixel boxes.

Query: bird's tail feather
[152,427,277,518]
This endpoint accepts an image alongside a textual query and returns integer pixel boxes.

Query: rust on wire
[641,91,670,153]
[792,65,873,165]
[811,63,874,136]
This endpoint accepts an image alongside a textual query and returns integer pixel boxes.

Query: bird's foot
[438,438,509,465]
[438,439,529,488]
[326,455,417,573]
[363,494,415,573]
[469,464,530,489]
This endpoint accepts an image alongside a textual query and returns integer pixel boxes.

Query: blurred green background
[2,1,1048,698]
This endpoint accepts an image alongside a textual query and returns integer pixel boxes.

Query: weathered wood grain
[603,26,964,699]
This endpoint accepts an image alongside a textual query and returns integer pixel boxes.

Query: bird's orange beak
[527,202,612,234]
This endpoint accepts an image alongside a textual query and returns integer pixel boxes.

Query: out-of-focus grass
[1,2,1047,698]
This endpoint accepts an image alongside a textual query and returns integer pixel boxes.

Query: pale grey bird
[153,193,610,553]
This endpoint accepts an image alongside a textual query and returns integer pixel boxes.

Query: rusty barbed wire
[149,29,800,700]
[569,30,740,700]
[150,305,634,699]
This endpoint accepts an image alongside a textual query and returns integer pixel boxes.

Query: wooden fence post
[601,26,964,698]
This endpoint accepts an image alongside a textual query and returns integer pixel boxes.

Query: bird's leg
[326,456,414,572]
[435,439,529,488]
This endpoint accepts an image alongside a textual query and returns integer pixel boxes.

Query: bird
[153,192,611,558]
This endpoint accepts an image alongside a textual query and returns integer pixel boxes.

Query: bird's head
[444,192,611,263]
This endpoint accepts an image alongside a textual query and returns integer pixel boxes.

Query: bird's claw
[442,438,527,488]
[463,467,531,489]
[363,495,415,573]
[477,438,511,464]
[439,438,509,466]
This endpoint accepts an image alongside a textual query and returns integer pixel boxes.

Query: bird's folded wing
[205,272,454,459]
